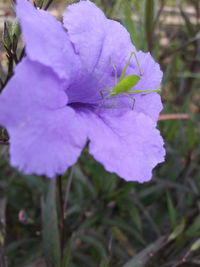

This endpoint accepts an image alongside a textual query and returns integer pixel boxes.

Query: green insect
[100,51,161,108]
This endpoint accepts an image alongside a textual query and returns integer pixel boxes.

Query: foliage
[0,0,199,266]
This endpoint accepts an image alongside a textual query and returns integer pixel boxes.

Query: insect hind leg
[107,95,119,108]
[121,93,136,110]
[130,51,143,76]
[109,58,118,85]
[100,89,110,99]
[99,89,112,108]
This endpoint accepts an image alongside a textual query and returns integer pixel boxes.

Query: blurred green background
[0,0,200,266]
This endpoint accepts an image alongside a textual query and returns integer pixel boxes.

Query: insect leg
[130,51,143,76]
[128,88,161,94]
[109,58,118,85]
[107,95,119,108]
[100,89,110,99]
[122,93,136,110]
[99,89,112,108]
[119,53,133,82]
[141,88,161,96]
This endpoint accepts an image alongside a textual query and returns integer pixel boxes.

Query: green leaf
[42,178,61,267]
[179,5,195,37]
[0,197,6,246]
[191,238,200,251]
[129,206,142,232]
[104,217,146,246]
[186,215,200,237]
[144,0,155,51]
[11,19,21,38]
[168,219,186,241]
[3,22,12,49]
[166,192,177,229]
[35,0,45,9]
[62,240,72,267]
[123,236,166,267]
[20,174,47,195]
[80,234,107,259]
[100,258,111,267]
[122,2,138,47]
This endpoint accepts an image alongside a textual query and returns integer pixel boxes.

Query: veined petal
[64,0,133,72]
[63,0,163,116]
[63,0,134,104]
[0,59,87,177]
[133,93,163,122]
[127,51,163,92]
[80,109,165,183]
[113,92,163,123]
[0,58,68,127]
[63,0,106,72]
[16,0,80,80]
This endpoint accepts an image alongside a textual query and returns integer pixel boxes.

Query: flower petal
[111,51,163,121]
[112,92,163,123]
[63,0,106,72]
[63,0,163,115]
[64,0,133,70]
[80,109,165,182]
[133,93,163,122]
[16,0,79,80]
[0,59,87,177]
[126,51,163,92]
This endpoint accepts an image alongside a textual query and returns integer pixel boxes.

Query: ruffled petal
[79,109,165,182]
[107,51,163,122]
[112,92,163,123]
[133,93,163,122]
[16,0,80,80]
[63,0,134,104]
[0,59,87,177]
[63,0,106,72]
[63,0,163,117]
[126,51,163,91]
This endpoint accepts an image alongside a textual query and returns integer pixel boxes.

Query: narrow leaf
[3,22,12,49]
[144,0,155,51]
[123,236,166,267]
[168,219,186,241]
[166,192,177,228]
[100,258,111,267]
[62,240,72,267]
[191,238,200,251]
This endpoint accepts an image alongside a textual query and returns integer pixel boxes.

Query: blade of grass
[123,236,166,267]
[144,0,155,51]
[166,192,177,229]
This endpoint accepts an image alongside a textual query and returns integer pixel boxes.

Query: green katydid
[100,51,161,108]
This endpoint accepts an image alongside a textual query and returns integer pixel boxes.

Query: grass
[0,0,200,266]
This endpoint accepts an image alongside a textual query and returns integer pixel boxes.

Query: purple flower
[0,0,165,182]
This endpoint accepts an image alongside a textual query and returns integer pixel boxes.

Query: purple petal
[133,93,163,122]
[0,59,87,177]
[126,51,163,91]
[110,51,163,121]
[113,92,163,123]
[63,0,106,72]
[63,1,134,103]
[80,109,165,183]
[64,0,163,117]
[16,0,80,80]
